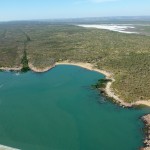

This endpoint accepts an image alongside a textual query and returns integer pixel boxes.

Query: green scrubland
[0,22,150,102]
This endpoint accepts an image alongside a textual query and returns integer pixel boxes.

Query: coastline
[56,61,150,107]
[1,61,150,107]
[28,63,55,73]
[0,66,22,71]
[0,61,150,107]
[142,114,150,150]
[56,61,150,150]
[0,61,150,150]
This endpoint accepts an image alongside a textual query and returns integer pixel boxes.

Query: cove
[0,65,150,150]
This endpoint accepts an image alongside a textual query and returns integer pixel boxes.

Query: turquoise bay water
[0,65,150,150]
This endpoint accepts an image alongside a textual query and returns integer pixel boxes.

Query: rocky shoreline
[141,114,150,150]
[56,61,150,107]
[0,62,150,150]
[1,61,149,108]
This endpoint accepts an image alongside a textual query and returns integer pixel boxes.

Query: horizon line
[0,15,150,23]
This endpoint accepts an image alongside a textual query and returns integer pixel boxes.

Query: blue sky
[0,0,150,21]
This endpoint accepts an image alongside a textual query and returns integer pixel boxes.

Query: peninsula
[0,20,150,149]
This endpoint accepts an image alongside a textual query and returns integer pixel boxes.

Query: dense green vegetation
[0,22,150,102]
[93,79,112,89]
[21,50,29,72]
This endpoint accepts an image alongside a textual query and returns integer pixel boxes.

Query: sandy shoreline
[56,61,150,150]
[1,61,150,107]
[0,66,22,71]
[0,61,150,150]
[56,61,150,107]
[28,63,55,73]
[56,62,112,77]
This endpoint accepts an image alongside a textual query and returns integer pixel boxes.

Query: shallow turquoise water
[0,65,150,150]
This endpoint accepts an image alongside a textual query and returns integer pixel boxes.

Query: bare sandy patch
[77,24,138,34]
